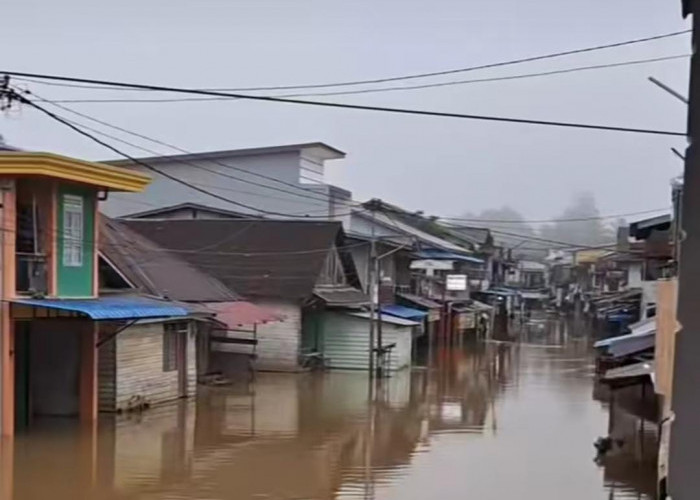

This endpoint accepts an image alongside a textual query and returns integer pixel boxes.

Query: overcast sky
[0,0,691,220]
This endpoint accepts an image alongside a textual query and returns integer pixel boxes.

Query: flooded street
[3,319,656,500]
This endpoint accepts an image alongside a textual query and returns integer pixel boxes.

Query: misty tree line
[460,191,620,257]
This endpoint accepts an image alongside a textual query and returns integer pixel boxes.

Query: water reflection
[6,318,655,500]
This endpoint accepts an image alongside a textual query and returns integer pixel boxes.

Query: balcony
[16,253,48,295]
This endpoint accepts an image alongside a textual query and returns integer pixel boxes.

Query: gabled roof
[352,210,472,255]
[123,219,358,300]
[105,142,345,166]
[123,202,257,220]
[629,214,672,240]
[443,225,492,246]
[100,217,239,302]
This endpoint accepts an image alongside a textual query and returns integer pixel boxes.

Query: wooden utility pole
[669,2,700,498]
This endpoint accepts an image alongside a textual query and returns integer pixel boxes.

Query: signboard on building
[410,259,454,271]
[446,274,467,291]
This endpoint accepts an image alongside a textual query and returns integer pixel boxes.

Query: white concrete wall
[212,300,302,371]
[628,262,643,288]
[102,151,346,221]
[642,280,659,319]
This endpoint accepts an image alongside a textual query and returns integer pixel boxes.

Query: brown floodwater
[1,318,657,500]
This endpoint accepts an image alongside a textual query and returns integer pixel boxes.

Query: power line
[11,91,359,219]
[49,108,359,215]
[27,91,364,211]
[29,53,690,102]
[489,227,617,250]
[440,206,671,224]
[10,29,691,93]
[2,71,686,137]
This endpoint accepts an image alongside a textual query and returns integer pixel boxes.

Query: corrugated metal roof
[204,301,285,327]
[414,249,484,263]
[607,335,655,359]
[380,305,428,321]
[100,216,239,302]
[354,211,470,254]
[313,285,369,307]
[124,219,356,300]
[594,323,656,349]
[396,293,442,310]
[12,296,190,320]
[604,360,655,381]
[346,311,419,327]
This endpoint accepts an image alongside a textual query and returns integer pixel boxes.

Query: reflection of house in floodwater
[9,371,431,500]
[426,343,511,433]
[592,380,658,499]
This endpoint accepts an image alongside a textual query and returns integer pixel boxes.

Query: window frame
[163,322,188,373]
[62,194,84,268]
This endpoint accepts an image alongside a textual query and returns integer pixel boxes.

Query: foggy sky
[1,0,690,220]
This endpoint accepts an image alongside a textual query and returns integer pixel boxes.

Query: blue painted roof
[12,296,190,320]
[414,249,484,264]
[380,304,428,321]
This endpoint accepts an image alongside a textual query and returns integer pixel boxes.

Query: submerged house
[123,219,374,371]
[0,147,213,436]
[98,217,256,412]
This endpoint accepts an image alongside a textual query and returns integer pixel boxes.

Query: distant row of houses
[538,181,680,497]
[0,139,540,437]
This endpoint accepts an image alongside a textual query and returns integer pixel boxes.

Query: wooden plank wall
[655,278,679,411]
[115,322,197,411]
[98,338,116,412]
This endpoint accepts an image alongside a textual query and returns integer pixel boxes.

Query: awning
[204,301,285,328]
[346,311,420,327]
[604,360,655,382]
[380,305,428,321]
[414,249,484,264]
[519,291,548,300]
[396,293,442,310]
[451,304,474,314]
[482,288,519,297]
[313,286,370,307]
[595,327,656,349]
[627,317,657,336]
[607,335,655,359]
[11,296,190,320]
[470,300,493,311]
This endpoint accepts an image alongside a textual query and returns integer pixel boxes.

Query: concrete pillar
[80,323,98,425]
[0,436,13,499]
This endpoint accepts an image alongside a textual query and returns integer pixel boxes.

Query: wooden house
[123,219,371,371]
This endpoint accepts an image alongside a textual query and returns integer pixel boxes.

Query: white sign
[410,259,454,271]
[446,274,467,291]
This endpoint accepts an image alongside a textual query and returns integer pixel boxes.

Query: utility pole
[368,208,376,378]
[648,76,689,104]
[669,2,700,498]
[375,253,384,378]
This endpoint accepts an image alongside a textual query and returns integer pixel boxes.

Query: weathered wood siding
[98,338,116,412]
[114,322,196,411]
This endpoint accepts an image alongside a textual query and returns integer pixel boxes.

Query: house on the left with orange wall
[0,144,190,437]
